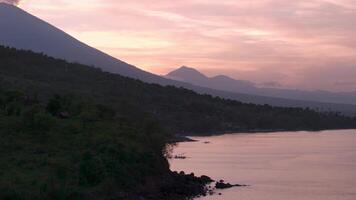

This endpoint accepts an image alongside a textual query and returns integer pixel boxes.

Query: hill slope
[0,2,166,83]
[2,3,356,115]
[1,46,356,134]
[1,45,356,200]
[0,88,216,200]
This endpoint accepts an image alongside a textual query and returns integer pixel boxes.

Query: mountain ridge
[166,66,356,106]
[0,3,165,82]
[2,3,356,115]
[2,45,356,133]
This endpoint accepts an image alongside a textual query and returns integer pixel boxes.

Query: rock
[215,180,248,189]
[174,154,187,159]
[162,171,215,199]
[215,181,233,189]
[208,190,214,195]
[200,175,214,184]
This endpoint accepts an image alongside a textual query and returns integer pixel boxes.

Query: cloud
[18,0,356,91]
[0,0,21,5]
[335,81,356,86]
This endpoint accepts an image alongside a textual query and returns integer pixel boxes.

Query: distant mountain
[2,39,356,200]
[0,3,258,90]
[2,46,356,134]
[166,66,356,106]
[1,3,356,115]
[167,66,256,93]
[167,66,207,82]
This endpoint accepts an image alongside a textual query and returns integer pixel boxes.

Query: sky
[14,0,356,92]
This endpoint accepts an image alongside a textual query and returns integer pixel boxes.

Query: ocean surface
[169,130,356,200]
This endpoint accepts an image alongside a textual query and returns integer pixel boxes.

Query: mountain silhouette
[0,2,166,83]
[167,66,356,106]
[1,2,356,115]
[167,66,256,94]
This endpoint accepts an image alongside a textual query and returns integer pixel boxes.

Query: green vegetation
[1,46,355,135]
[0,90,170,199]
[0,46,356,199]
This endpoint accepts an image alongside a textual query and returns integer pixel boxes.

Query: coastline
[169,129,356,200]
[113,171,214,200]
[177,127,356,137]
[168,128,356,200]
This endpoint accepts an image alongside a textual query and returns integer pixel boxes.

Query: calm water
[169,130,356,200]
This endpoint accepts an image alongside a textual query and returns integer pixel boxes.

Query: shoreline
[115,171,215,200]
[168,128,356,199]
[176,127,356,138]
[169,129,356,200]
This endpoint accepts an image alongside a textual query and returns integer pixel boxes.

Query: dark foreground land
[1,46,356,199]
[0,90,213,200]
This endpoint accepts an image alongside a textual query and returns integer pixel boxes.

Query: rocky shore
[113,171,213,200]
[112,170,248,200]
[215,180,249,189]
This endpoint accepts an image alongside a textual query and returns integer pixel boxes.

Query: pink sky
[17,0,356,92]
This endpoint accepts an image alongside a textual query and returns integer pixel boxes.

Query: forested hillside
[0,90,162,198]
[0,89,218,199]
[1,46,356,199]
[1,46,356,134]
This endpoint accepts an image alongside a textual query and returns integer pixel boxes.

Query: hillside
[0,2,163,82]
[1,46,356,199]
[0,89,217,199]
[1,46,356,134]
[3,2,356,115]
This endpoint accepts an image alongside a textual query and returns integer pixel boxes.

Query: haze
[17,0,356,92]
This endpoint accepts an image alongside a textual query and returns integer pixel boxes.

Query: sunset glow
[19,0,356,91]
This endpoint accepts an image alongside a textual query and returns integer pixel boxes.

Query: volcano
[0,2,168,83]
[1,2,356,115]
